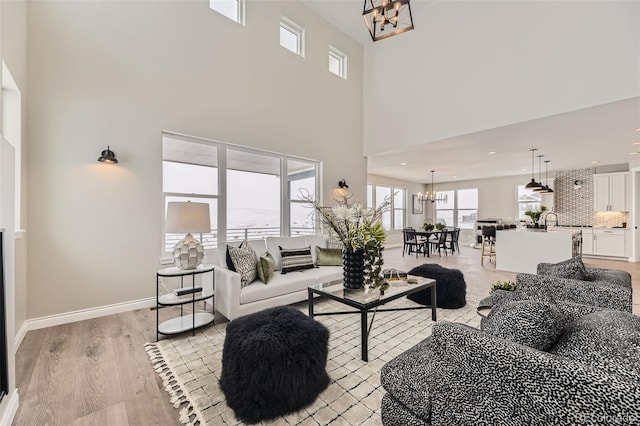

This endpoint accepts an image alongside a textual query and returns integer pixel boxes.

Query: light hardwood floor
[12,247,640,425]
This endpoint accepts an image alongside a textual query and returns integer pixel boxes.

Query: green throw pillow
[316,247,343,266]
[256,252,275,284]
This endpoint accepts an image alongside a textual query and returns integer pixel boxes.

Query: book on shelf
[173,286,203,296]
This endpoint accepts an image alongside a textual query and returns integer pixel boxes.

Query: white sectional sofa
[215,235,343,321]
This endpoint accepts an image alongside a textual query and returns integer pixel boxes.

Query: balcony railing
[164,226,317,252]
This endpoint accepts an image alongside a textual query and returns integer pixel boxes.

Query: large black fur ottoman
[219,306,330,424]
[408,264,466,309]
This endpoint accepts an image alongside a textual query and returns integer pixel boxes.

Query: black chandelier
[417,170,448,203]
[362,0,414,42]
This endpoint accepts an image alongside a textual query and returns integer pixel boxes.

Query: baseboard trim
[14,322,27,352]
[0,390,19,426]
[25,297,156,332]
[384,243,402,249]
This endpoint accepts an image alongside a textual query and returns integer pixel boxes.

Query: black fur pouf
[408,263,467,309]
[219,306,330,424]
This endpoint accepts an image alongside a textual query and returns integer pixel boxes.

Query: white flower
[332,205,352,221]
[361,208,374,221]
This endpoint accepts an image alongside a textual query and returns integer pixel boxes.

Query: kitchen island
[495,228,581,274]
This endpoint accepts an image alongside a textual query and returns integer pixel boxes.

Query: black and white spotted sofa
[380,300,640,425]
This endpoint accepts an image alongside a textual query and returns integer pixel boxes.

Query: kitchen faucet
[544,212,559,229]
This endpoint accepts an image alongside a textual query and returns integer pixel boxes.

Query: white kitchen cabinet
[581,229,593,255]
[593,173,627,212]
[592,229,626,257]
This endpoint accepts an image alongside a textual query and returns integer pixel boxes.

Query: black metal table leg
[361,310,368,362]
[308,288,314,318]
[431,285,437,321]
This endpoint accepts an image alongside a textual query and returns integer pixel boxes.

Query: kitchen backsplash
[593,211,630,228]
[553,168,595,226]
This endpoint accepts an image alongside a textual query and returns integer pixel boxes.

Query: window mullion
[218,145,227,246]
[281,157,289,237]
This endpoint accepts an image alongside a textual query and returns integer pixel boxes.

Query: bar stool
[480,225,496,265]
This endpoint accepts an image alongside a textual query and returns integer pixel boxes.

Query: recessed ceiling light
[591,161,599,164]
[635,128,640,132]
[630,152,639,156]
[452,176,457,179]
[634,141,640,145]
[521,168,527,172]
[400,162,407,166]
[488,151,497,155]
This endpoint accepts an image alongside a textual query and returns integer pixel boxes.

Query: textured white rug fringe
[145,342,203,426]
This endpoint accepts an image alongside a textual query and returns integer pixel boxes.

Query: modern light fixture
[338,179,349,189]
[165,201,211,270]
[417,170,448,203]
[537,160,554,194]
[362,0,414,42]
[98,146,118,164]
[533,155,545,193]
[524,149,542,189]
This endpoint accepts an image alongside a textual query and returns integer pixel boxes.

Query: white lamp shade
[165,202,211,234]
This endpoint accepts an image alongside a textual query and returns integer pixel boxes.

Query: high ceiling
[301,1,640,184]
[368,98,640,183]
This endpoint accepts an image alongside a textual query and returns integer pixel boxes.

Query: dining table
[412,229,443,257]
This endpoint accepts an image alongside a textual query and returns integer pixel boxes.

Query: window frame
[328,46,347,79]
[209,0,245,25]
[434,188,478,229]
[517,185,542,221]
[366,184,406,231]
[162,132,321,255]
[280,16,305,57]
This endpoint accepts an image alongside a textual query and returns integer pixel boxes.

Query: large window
[435,191,454,226]
[435,189,477,228]
[162,133,320,253]
[162,137,218,252]
[457,189,478,229]
[517,185,541,220]
[288,159,317,236]
[367,184,406,231]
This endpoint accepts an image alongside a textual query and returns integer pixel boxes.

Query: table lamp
[165,201,211,269]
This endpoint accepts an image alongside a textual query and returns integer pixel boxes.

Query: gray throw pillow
[541,257,588,281]
[549,310,640,382]
[228,242,258,287]
[482,300,566,351]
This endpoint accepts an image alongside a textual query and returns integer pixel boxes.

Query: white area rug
[145,297,481,426]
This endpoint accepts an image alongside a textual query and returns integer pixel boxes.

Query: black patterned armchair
[381,300,640,425]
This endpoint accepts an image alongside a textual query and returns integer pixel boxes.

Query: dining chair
[402,228,424,257]
[429,229,449,257]
[446,227,461,254]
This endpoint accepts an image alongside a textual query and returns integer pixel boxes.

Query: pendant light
[533,155,545,192]
[538,160,554,193]
[524,148,542,189]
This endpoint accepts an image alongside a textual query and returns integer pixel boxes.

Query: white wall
[368,174,426,246]
[432,174,532,223]
[364,1,640,155]
[1,0,27,341]
[0,139,18,426]
[26,0,365,318]
[0,1,26,422]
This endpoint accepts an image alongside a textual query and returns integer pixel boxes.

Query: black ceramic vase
[343,249,364,289]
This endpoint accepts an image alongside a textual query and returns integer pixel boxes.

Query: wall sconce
[98,146,118,164]
[338,179,349,189]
